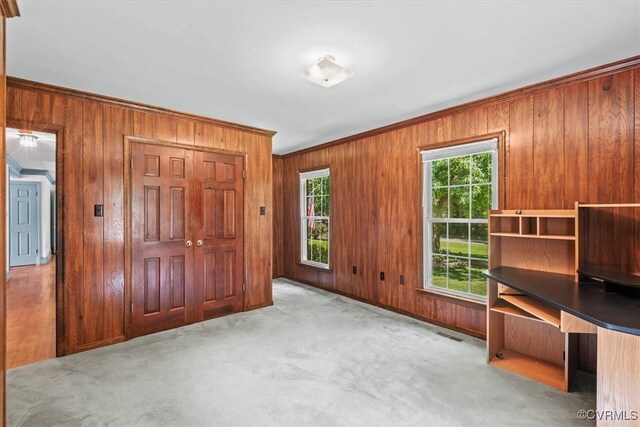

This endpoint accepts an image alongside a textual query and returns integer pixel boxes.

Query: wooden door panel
[132,143,194,337]
[223,190,236,238]
[169,255,186,309]
[193,151,244,322]
[143,257,161,314]
[202,247,239,301]
[169,187,186,240]
[144,186,160,241]
[203,189,216,238]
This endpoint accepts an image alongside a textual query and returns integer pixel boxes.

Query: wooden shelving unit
[486,209,577,392]
[489,349,567,391]
[489,210,575,241]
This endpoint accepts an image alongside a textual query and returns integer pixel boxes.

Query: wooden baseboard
[63,336,126,355]
[280,276,487,340]
[245,301,274,311]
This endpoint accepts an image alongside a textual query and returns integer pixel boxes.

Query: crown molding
[283,54,640,158]
[7,77,277,138]
[0,0,20,18]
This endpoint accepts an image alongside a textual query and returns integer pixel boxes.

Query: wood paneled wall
[6,78,275,355]
[277,56,640,372]
[272,155,284,278]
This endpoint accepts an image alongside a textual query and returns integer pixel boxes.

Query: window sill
[297,261,333,272]
[415,287,486,309]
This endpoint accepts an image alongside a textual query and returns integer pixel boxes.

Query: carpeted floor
[8,279,596,426]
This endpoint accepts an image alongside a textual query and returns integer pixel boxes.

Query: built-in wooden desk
[486,206,640,427]
[484,267,640,427]
[484,267,640,337]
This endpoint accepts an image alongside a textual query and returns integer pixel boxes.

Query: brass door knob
[186,240,193,248]
[196,240,204,247]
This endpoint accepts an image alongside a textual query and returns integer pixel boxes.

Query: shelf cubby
[538,216,575,239]
[489,349,566,391]
[519,217,538,236]
[490,216,519,235]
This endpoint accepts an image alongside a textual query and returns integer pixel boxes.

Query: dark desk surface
[483,267,640,336]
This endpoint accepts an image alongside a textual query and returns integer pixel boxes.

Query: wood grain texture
[102,105,125,342]
[533,88,564,208]
[278,60,640,373]
[563,82,589,207]
[588,72,634,204]
[597,327,640,426]
[272,156,284,278]
[7,77,276,137]
[560,311,597,334]
[0,1,19,18]
[508,95,534,209]
[6,80,274,354]
[82,102,105,344]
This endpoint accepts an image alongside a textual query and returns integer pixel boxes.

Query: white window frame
[421,138,498,301]
[300,168,330,269]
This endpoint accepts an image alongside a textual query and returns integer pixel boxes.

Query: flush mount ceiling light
[18,130,38,148]
[301,55,354,88]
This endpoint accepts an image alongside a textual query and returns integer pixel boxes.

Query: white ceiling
[6,1,640,154]
[6,128,56,178]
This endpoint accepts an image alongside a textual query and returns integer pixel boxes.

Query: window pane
[306,240,313,261]
[432,255,447,288]
[424,146,494,299]
[470,259,488,296]
[471,184,492,219]
[471,152,492,185]
[449,156,470,185]
[431,159,448,187]
[446,223,469,258]
[322,176,330,195]
[305,179,314,197]
[312,195,322,217]
[307,240,328,264]
[447,257,470,293]
[306,196,315,216]
[432,187,448,218]
[308,219,328,241]
[449,186,470,219]
[432,223,447,255]
[319,241,329,264]
[322,195,330,217]
[470,224,488,260]
[301,173,330,267]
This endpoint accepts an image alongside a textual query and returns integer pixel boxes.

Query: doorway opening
[5,127,57,368]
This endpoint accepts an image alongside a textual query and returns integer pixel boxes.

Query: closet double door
[131,142,244,337]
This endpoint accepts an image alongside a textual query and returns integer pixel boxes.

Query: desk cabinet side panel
[597,327,640,427]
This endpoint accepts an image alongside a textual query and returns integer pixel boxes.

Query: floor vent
[437,332,463,342]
